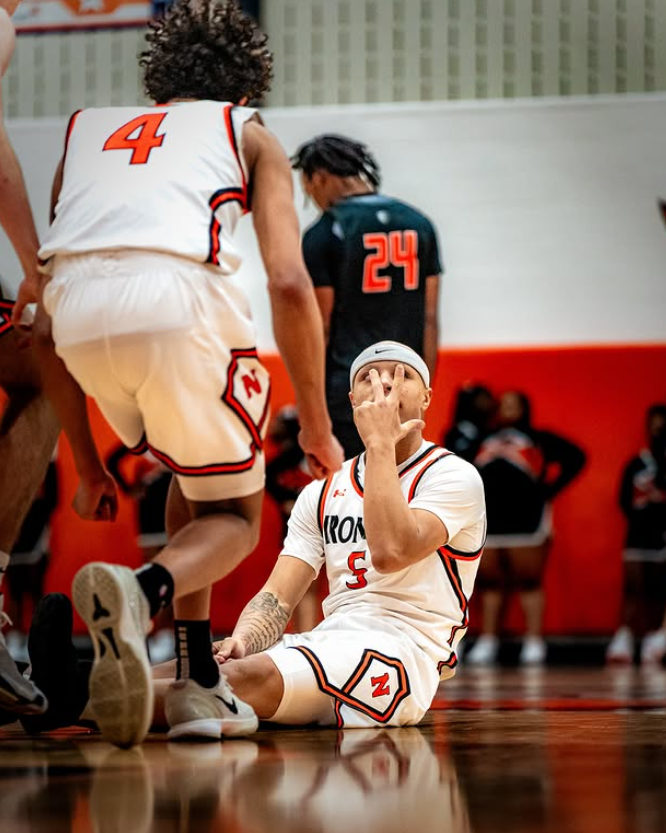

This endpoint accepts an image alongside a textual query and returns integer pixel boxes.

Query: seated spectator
[607,403,666,664]
[444,383,496,462]
[466,390,586,666]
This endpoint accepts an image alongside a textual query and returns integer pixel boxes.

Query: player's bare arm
[243,120,343,479]
[0,6,42,324]
[213,555,315,661]
[12,153,64,328]
[354,365,449,572]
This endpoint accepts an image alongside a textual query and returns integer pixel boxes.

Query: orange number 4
[103,113,168,165]
[362,230,419,293]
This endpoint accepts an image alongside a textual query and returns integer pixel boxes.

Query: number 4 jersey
[40,100,256,273]
[280,441,486,678]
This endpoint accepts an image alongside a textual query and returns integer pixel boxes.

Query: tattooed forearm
[232,591,291,656]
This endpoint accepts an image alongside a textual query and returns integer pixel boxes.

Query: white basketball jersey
[281,442,487,678]
[40,100,256,273]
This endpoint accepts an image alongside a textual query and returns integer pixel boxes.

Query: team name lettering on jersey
[323,514,365,545]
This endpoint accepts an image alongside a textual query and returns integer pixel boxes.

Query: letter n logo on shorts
[293,646,411,727]
[222,348,271,449]
[242,369,263,398]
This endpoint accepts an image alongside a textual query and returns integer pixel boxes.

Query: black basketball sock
[135,563,174,618]
[174,619,219,689]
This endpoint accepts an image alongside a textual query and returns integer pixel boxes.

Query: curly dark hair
[291,134,382,189]
[140,0,273,104]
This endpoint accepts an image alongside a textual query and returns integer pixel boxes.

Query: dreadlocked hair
[291,134,382,189]
[140,0,273,104]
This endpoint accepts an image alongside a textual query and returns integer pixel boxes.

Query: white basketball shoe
[72,562,152,748]
[166,674,258,741]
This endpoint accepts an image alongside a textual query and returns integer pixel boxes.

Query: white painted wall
[6,93,666,348]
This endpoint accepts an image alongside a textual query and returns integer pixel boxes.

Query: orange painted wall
[43,343,666,636]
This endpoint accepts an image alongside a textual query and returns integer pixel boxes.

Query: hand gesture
[353,364,425,448]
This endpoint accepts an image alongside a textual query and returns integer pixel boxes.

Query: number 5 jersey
[280,441,486,678]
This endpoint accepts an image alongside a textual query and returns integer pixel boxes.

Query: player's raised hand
[354,365,425,448]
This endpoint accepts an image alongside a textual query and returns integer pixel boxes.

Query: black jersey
[619,449,666,551]
[303,193,442,422]
[474,427,586,535]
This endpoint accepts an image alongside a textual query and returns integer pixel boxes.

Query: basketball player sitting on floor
[15,341,486,734]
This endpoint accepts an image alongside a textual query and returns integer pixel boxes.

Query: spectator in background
[265,405,319,632]
[291,134,442,458]
[444,384,496,462]
[466,390,586,666]
[607,404,666,664]
[106,445,174,663]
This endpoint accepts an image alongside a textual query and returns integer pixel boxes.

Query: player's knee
[222,654,283,719]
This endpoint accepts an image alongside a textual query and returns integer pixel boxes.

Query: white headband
[349,341,430,388]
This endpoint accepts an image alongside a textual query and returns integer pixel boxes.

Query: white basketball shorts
[264,612,440,729]
[43,250,270,502]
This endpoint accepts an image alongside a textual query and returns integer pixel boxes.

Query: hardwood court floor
[1,667,665,833]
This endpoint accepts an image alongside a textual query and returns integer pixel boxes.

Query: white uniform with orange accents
[265,441,486,728]
[39,100,270,501]
[40,100,254,270]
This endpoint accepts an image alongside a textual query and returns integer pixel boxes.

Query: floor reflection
[2,668,666,833]
[0,727,470,833]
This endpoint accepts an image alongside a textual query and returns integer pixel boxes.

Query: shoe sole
[167,714,259,741]
[72,563,152,748]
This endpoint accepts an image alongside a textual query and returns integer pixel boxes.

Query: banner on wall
[14,0,151,32]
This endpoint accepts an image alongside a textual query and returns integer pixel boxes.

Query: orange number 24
[362,230,419,293]
[103,113,168,165]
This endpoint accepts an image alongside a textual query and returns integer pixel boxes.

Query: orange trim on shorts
[291,645,411,727]
[147,441,259,476]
